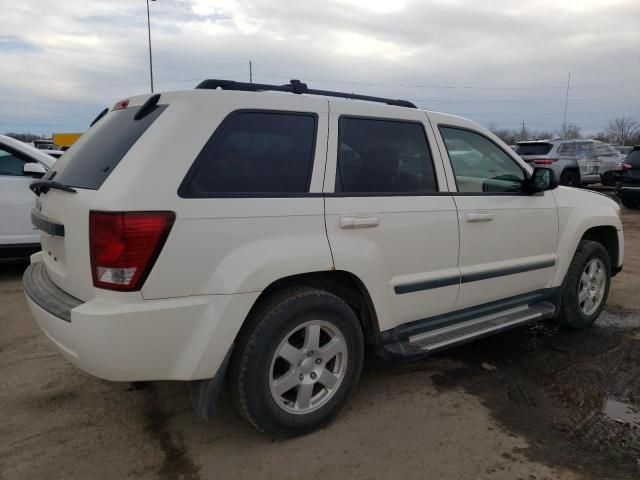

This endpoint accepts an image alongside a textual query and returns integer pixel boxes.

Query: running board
[380,301,556,358]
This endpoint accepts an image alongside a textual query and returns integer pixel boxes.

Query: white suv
[23,80,624,437]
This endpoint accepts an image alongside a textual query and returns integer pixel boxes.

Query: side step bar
[380,301,556,358]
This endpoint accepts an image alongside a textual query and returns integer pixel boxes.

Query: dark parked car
[615,146,640,208]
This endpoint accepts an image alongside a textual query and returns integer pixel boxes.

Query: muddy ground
[1,194,639,480]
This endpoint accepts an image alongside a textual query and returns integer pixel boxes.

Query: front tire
[228,287,364,437]
[558,240,611,329]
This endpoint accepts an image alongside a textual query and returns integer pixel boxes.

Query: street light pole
[146,0,155,93]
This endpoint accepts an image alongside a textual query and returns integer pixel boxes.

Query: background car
[515,139,623,187]
[38,149,65,159]
[615,146,640,208]
[0,135,57,257]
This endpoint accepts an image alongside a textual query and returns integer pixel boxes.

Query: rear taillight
[532,158,556,165]
[621,162,632,171]
[89,211,175,291]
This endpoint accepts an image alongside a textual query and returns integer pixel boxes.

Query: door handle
[339,215,380,229]
[465,211,494,222]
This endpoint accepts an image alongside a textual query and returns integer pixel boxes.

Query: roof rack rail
[195,78,417,109]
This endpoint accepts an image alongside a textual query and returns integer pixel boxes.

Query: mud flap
[190,345,234,421]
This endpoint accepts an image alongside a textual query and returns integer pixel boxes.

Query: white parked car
[23,80,623,437]
[0,134,56,257]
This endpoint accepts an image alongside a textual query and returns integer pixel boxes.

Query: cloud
[0,0,638,133]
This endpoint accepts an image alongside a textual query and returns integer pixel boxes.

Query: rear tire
[558,240,611,329]
[601,171,615,187]
[228,287,364,437]
[560,169,580,187]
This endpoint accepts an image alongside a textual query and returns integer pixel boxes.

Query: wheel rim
[269,320,348,415]
[578,258,606,316]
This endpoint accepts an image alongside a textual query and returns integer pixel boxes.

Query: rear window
[628,150,640,167]
[53,105,166,189]
[514,143,552,156]
[180,111,317,197]
[336,117,437,194]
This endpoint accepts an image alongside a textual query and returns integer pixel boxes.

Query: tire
[560,169,580,187]
[558,240,611,329]
[228,287,364,437]
[601,171,615,187]
[621,198,639,209]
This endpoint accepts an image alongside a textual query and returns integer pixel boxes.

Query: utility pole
[249,61,253,84]
[146,0,156,93]
[562,72,571,138]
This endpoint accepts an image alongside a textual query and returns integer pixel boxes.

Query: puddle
[602,398,640,428]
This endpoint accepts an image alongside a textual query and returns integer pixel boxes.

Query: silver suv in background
[515,139,623,187]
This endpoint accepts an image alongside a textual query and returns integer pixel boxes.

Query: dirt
[1,194,639,480]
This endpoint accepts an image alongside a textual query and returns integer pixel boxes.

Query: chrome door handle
[465,211,494,222]
[339,215,380,229]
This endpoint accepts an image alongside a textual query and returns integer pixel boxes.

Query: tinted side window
[336,117,437,193]
[440,127,525,193]
[182,112,317,196]
[0,148,27,176]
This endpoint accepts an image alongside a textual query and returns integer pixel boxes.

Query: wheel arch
[580,225,620,270]
[241,270,380,344]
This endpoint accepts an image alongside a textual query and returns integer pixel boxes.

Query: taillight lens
[621,162,632,171]
[89,211,175,291]
[112,99,129,111]
[533,158,556,165]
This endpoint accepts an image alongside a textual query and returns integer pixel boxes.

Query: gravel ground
[1,197,639,480]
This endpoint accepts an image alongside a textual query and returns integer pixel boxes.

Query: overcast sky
[0,0,638,135]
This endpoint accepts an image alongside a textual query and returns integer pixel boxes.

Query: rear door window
[180,111,317,196]
[54,105,166,189]
[557,142,575,156]
[336,117,438,193]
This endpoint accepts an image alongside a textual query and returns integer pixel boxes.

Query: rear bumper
[616,185,640,199]
[23,260,258,382]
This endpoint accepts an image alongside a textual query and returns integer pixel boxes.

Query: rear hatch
[33,97,167,301]
[514,142,554,165]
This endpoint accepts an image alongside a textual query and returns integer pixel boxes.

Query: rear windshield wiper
[30,180,77,196]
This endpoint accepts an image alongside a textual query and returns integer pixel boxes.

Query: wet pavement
[389,309,640,479]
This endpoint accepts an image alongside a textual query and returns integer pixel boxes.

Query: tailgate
[34,188,98,301]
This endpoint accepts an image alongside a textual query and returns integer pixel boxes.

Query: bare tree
[564,124,582,139]
[606,116,639,146]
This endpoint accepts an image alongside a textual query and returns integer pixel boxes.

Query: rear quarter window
[179,111,317,197]
[53,105,166,190]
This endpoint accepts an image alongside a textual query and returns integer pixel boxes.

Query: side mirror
[23,162,47,178]
[527,167,558,193]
